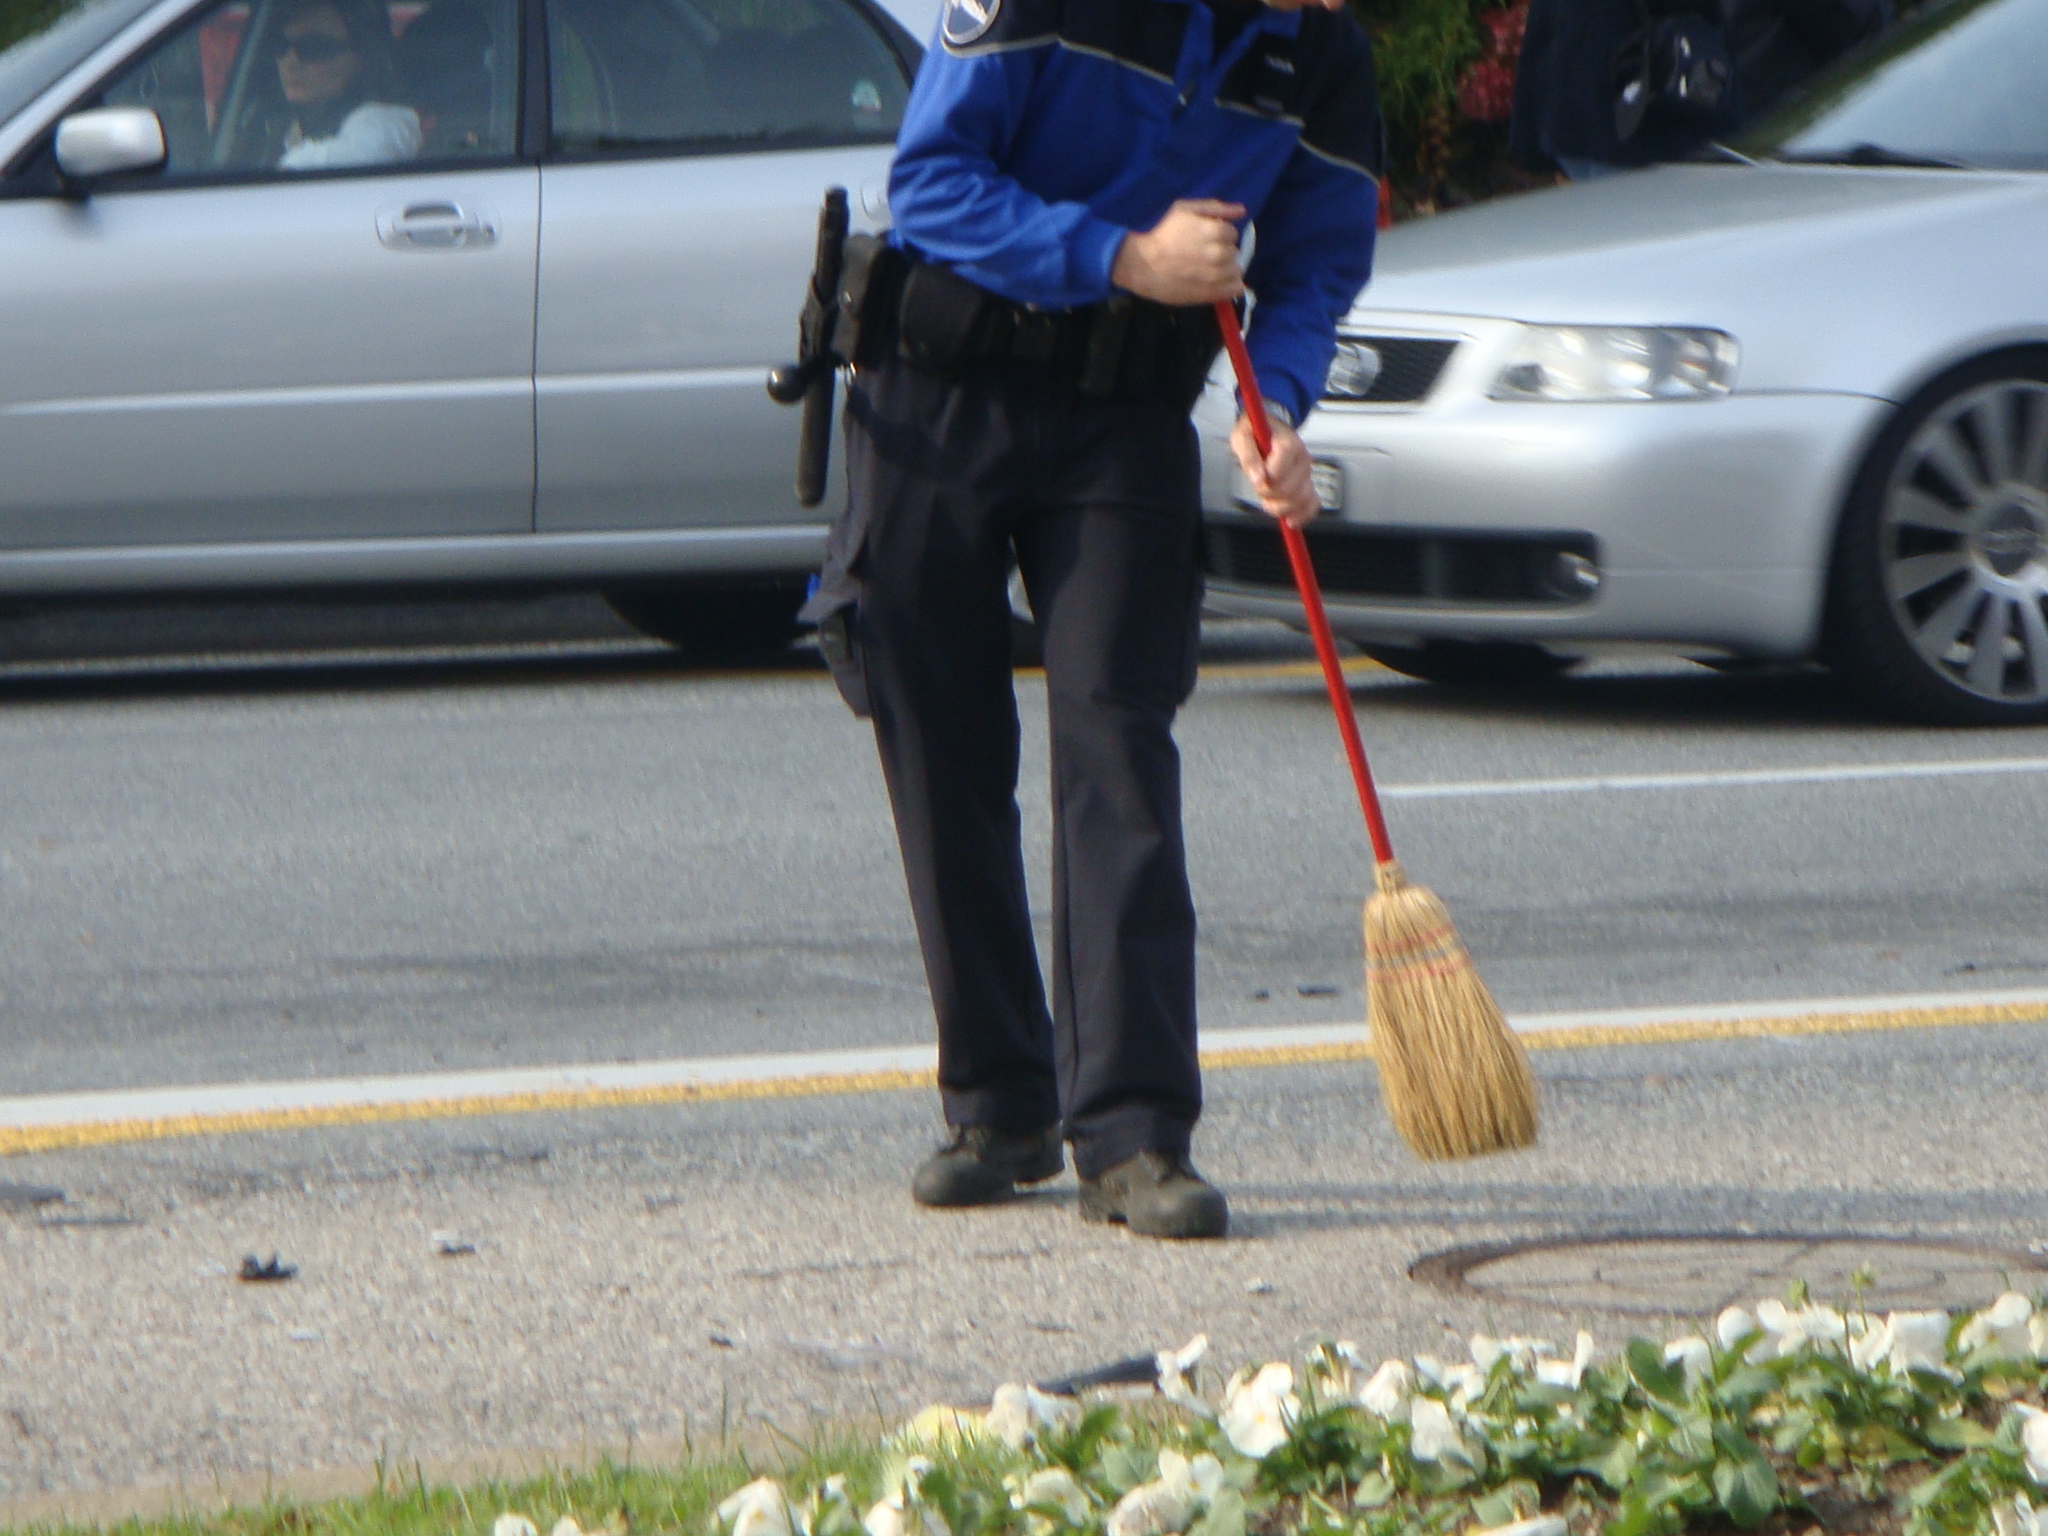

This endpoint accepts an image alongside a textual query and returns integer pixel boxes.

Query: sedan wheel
[1829,357,2048,724]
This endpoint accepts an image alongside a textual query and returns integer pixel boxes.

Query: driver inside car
[268,0,420,170]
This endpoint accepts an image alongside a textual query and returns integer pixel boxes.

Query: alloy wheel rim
[1881,378,2048,706]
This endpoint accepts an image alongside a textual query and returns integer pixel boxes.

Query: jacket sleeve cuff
[1256,370,1313,430]
[1071,216,1129,304]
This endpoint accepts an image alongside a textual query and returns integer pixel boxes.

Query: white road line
[6,986,2047,1134]
[1380,756,2048,801]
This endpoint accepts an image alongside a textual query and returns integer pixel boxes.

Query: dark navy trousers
[818,351,1206,1179]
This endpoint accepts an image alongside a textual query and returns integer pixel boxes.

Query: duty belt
[836,238,1225,408]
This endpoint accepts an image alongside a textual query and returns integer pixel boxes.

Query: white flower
[1535,1331,1595,1390]
[1754,1299,1847,1358]
[1408,1397,1471,1464]
[1105,1450,1224,1536]
[1472,1520,1568,1536]
[1220,1361,1297,1458]
[863,1501,947,1536]
[987,1382,1081,1448]
[1663,1335,1712,1392]
[1471,1335,1557,1377]
[2018,1406,2048,1486]
[1358,1359,1415,1422]
[1885,1311,1957,1378]
[1010,1467,1091,1529]
[495,1517,539,1536]
[719,1481,797,1536]
[866,1459,946,1536]
[1156,1334,1216,1419]
[1993,1496,2048,1536]
[2030,1313,2048,1363]
[1715,1306,1760,1357]
[1962,1293,2035,1361]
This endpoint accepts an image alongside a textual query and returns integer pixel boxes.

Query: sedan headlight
[1489,326,1737,402]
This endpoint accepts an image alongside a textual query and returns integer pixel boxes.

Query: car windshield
[0,0,161,125]
[1735,0,2048,172]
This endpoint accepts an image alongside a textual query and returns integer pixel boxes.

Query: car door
[533,0,913,534]
[0,0,535,552]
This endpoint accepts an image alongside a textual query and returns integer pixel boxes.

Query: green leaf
[1628,1340,1689,1406]
[1187,1489,1246,1536]
[1710,1427,1779,1530]
[1668,1413,1716,1466]
[1351,1472,1394,1510]
[1922,1417,1994,1451]
[1470,1489,1520,1527]
[1579,1435,1639,1491]
[1714,1367,1781,1411]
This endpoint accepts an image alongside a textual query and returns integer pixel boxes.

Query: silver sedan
[0,0,933,658]
[1197,0,2048,724]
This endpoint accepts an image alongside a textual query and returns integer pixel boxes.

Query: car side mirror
[54,107,167,185]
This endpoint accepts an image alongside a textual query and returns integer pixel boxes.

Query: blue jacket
[887,0,1382,425]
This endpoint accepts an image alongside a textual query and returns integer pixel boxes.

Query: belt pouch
[895,263,992,375]
[830,234,899,367]
[1078,293,1134,397]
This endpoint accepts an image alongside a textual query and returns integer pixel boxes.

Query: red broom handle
[1215,301,1397,865]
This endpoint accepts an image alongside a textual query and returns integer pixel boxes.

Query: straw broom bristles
[1364,858,1538,1160]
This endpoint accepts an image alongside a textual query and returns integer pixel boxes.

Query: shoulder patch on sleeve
[942,0,1003,47]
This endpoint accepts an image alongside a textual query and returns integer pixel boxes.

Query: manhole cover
[1413,1234,2048,1317]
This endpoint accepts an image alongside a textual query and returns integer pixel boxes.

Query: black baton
[766,187,850,508]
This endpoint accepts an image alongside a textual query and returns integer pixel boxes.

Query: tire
[1824,352,2048,726]
[1356,639,1575,690]
[603,582,807,662]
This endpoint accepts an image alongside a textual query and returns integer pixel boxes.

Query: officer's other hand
[1112,200,1247,306]
[1232,407,1320,528]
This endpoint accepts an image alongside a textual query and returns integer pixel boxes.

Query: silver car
[1196,0,2048,724]
[0,0,932,658]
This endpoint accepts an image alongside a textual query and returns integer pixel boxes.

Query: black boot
[1077,1150,1228,1239]
[912,1125,1064,1208]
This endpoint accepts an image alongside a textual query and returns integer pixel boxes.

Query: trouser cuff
[941,1086,1060,1136]
[1067,1106,1196,1180]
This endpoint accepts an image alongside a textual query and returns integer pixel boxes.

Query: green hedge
[1356,0,1549,218]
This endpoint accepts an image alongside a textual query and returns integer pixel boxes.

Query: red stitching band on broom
[1215,301,1538,1160]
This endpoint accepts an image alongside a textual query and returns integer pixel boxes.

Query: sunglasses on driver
[277,33,357,63]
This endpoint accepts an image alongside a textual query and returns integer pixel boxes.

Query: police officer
[805,0,1381,1238]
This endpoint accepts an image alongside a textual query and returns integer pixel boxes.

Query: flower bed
[518,1291,2048,1536]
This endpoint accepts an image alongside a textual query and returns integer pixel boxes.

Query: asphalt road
[3,605,2048,1518]
[0,605,2043,1096]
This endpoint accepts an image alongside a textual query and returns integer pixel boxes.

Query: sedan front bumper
[1197,343,1892,660]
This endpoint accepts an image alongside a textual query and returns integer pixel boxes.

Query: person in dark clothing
[1510,0,1889,176]
[804,0,1380,1238]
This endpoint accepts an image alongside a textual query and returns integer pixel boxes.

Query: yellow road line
[5,997,2042,1159]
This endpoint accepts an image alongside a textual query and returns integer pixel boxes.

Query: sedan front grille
[1203,517,1599,606]
[1327,336,1459,405]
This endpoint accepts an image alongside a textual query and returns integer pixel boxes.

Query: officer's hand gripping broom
[1214,302,1538,1160]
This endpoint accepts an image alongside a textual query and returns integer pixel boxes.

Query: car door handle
[376,201,496,250]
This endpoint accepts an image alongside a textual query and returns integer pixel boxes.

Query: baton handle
[793,187,851,507]
[1213,301,1395,865]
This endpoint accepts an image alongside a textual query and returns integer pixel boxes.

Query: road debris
[237,1253,298,1283]
[432,1230,478,1257]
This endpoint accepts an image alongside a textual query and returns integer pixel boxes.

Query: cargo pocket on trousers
[800,499,874,720]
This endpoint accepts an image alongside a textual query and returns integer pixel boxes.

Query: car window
[90,0,517,180]
[547,0,908,157]
[1739,0,2048,171]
